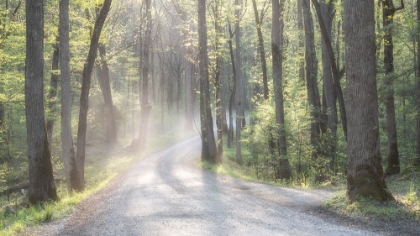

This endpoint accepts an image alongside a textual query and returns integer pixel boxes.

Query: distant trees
[25,0,58,204]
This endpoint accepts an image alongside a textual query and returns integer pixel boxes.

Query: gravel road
[30,137,390,235]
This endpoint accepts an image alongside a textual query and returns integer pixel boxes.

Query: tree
[272,0,290,179]
[97,44,117,144]
[213,0,223,162]
[198,0,217,163]
[60,0,82,192]
[138,0,152,150]
[303,0,322,159]
[252,0,269,100]
[76,0,112,189]
[25,0,58,204]
[382,0,404,175]
[235,0,243,165]
[343,0,394,201]
[416,0,420,167]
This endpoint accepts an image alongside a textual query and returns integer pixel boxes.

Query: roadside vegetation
[0,110,196,235]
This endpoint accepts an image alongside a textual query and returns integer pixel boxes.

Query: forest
[0,0,420,232]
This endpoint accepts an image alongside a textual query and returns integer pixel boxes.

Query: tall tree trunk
[416,0,420,167]
[214,0,223,163]
[138,0,152,150]
[185,62,194,131]
[76,0,112,189]
[311,0,347,140]
[272,0,290,179]
[198,0,217,163]
[343,0,394,201]
[235,0,243,165]
[383,0,403,175]
[297,0,305,83]
[303,0,321,159]
[252,0,269,100]
[46,42,59,151]
[320,0,337,170]
[227,24,236,149]
[98,44,117,144]
[59,0,82,192]
[25,0,58,204]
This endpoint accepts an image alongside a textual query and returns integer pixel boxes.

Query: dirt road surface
[28,137,411,235]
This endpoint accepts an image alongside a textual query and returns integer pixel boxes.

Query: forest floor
[23,136,420,236]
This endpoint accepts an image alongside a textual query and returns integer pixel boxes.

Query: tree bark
[76,0,112,189]
[252,0,269,100]
[235,0,243,165]
[25,0,58,204]
[272,0,290,179]
[319,0,337,170]
[59,0,82,192]
[416,0,420,167]
[383,0,403,175]
[198,0,217,163]
[343,0,394,201]
[98,44,117,145]
[46,42,59,151]
[214,0,223,163]
[303,0,321,159]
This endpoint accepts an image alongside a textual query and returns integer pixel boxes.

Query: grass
[199,138,420,222]
[0,127,196,236]
[324,171,420,221]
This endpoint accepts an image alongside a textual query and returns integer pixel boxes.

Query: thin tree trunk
[416,0,420,167]
[272,0,290,179]
[59,0,82,192]
[137,0,152,150]
[98,44,117,144]
[214,0,223,163]
[46,42,59,151]
[198,0,217,163]
[343,0,394,201]
[235,0,243,165]
[303,0,321,159]
[26,0,58,204]
[76,0,112,188]
[320,0,337,170]
[383,0,403,175]
[227,24,236,149]
[252,0,269,100]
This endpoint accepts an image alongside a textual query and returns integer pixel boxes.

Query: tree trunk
[98,44,117,145]
[320,0,338,170]
[311,0,347,140]
[25,0,58,204]
[343,0,394,201]
[383,0,403,175]
[297,0,305,83]
[198,0,217,163]
[303,0,321,159]
[235,0,243,165]
[272,0,290,179]
[46,42,59,151]
[76,0,112,189]
[214,0,223,163]
[59,0,82,192]
[227,24,236,149]
[416,0,420,167]
[252,0,269,100]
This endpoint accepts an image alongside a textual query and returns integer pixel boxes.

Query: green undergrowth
[325,171,420,221]
[0,129,196,236]
[199,144,317,189]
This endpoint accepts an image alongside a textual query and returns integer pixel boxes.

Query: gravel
[25,137,418,236]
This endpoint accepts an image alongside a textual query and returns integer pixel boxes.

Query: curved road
[39,137,381,236]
